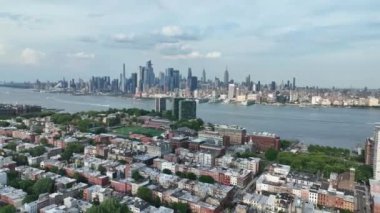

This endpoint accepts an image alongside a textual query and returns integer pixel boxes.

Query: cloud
[67,52,95,59]
[112,33,135,43]
[20,48,45,65]
[156,42,221,59]
[161,25,183,37]
[205,51,222,58]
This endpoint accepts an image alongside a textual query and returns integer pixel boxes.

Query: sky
[0,0,379,88]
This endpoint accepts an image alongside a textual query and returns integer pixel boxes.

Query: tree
[265,148,279,161]
[32,178,54,195]
[170,202,190,213]
[86,198,130,213]
[0,121,10,127]
[198,175,215,184]
[98,165,106,175]
[132,170,144,182]
[0,205,16,213]
[40,137,48,145]
[186,172,197,180]
[175,171,185,178]
[23,194,38,204]
[137,187,152,203]
[3,142,17,151]
[162,169,172,175]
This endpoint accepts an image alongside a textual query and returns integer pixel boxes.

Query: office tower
[270,81,276,91]
[130,73,137,94]
[293,77,296,90]
[224,67,229,85]
[186,67,192,91]
[173,70,180,90]
[365,138,375,165]
[122,63,126,93]
[373,126,380,180]
[137,66,145,93]
[228,84,236,99]
[245,75,251,86]
[257,81,261,92]
[172,97,185,120]
[179,100,196,120]
[202,69,206,83]
[155,98,166,113]
[190,76,198,91]
[159,72,165,89]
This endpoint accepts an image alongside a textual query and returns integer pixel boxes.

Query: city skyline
[0,1,380,88]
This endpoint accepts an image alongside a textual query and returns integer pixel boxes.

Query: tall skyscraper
[172,97,185,120]
[202,69,206,83]
[224,66,229,85]
[122,63,126,93]
[228,84,236,99]
[373,126,380,180]
[155,97,166,113]
[179,100,197,120]
[130,73,137,94]
[293,77,296,90]
[270,81,276,91]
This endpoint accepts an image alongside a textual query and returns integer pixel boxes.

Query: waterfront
[1,87,379,148]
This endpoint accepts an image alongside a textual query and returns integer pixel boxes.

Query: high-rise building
[179,100,197,120]
[270,81,276,91]
[293,77,296,90]
[155,98,166,113]
[373,126,380,180]
[172,97,185,120]
[228,84,236,99]
[202,69,206,83]
[365,138,375,165]
[130,73,137,94]
[224,67,229,85]
[122,63,126,93]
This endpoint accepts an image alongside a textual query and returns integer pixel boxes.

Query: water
[1,87,379,148]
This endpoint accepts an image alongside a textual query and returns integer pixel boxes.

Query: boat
[196,98,209,104]
[241,100,255,106]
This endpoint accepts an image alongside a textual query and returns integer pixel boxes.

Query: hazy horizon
[0,0,379,88]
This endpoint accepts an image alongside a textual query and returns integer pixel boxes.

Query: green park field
[113,126,164,137]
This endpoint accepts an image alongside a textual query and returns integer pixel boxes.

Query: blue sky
[0,0,379,88]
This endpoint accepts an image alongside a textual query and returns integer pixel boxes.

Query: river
[1,87,379,149]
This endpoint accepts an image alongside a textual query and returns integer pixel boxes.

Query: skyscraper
[293,77,296,90]
[373,126,380,180]
[202,69,206,83]
[172,97,185,120]
[179,100,197,120]
[228,84,236,99]
[155,97,166,113]
[122,63,126,93]
[224,66,229,85]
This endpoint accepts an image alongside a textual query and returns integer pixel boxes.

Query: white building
[373,126,380,180]
[228,84,236,100]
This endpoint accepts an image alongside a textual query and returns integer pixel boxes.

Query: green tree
[4,142,17,151]
[0,121,10,127]
[137,187,152,203]
[198,175,215,184]
[162,169,172,175]
[86,198,130,213]
[0,205,16,213]
[265,148,279,161]
[186,172,197,180]
[23,194,38,204]
[98,165,106,175]
[132,170,144,182]
[32,178,54,195]
[170,202,190,213]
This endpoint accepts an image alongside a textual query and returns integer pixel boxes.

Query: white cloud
[20,48,45,65]
[205,51,221,58]
[112,33,135,42]
[161,25,183,37]
[164,50,221,59]
[67,52,95,59]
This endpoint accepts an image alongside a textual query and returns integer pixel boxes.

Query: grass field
[113,126,164,137]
